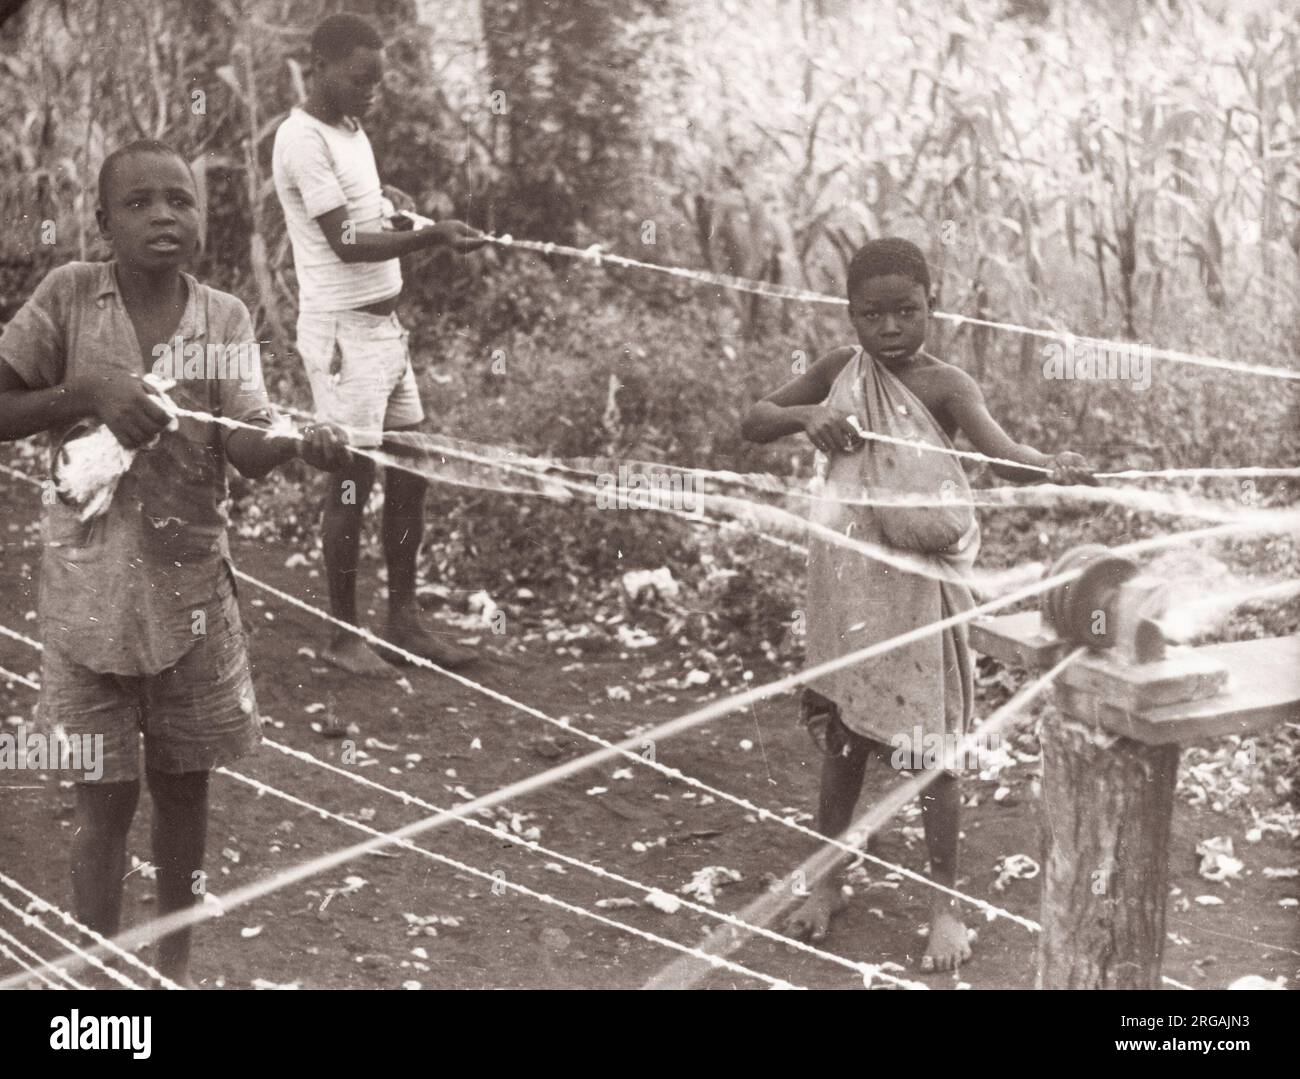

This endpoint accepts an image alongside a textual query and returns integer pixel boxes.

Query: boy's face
[97,153,201,271]
[849,273,929,368]
[319,46,385,119]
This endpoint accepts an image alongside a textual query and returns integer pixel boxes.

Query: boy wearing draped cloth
[741,238,1093,972]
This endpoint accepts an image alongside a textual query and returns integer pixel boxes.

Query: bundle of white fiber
[54,375,179,520]
[55,425,138,518]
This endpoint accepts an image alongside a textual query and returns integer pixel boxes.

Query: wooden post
[1036,715,1179,988]
[970,601,1300,990]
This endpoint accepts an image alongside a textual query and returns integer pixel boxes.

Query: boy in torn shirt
[0,140,350,983]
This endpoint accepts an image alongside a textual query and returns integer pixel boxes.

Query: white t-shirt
[272,107,402,314]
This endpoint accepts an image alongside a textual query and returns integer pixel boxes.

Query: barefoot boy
[0,140,350,983]
[272,12,485,676]
[741,237,1093,972]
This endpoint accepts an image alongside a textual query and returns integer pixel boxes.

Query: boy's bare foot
[785,882,849,943]
[324,636,392,677]
[383,616,475,670]
[920,908,971,972]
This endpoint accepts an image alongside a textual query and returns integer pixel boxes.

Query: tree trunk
[1036,709,1179,989]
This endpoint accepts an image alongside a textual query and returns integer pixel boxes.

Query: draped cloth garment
[804,347,980,747]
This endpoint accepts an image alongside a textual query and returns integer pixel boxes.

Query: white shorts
[297,308,424,448]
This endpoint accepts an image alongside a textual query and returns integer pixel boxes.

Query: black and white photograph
[0,0,1296,1025]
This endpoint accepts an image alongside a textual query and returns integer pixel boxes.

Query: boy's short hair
[311,12,384,63]
[847,237,931,301]
[97,139,194,209]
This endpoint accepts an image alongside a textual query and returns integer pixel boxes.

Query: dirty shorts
[37,566,261,783]
[297,308,424,448]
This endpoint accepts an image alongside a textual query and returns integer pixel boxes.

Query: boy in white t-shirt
[272,12,485,675]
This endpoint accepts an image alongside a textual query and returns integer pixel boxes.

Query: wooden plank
[1057,635,1300,745]
[969,611,1066,670]
[1060,651,1229,710]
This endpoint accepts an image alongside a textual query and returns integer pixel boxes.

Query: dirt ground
[1,465,1297,990]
